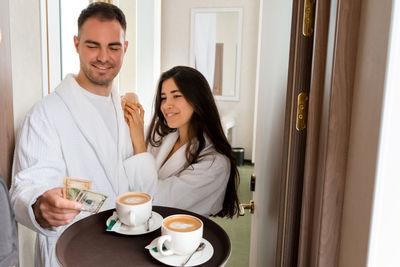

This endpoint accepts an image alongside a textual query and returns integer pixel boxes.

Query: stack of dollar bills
[63,176,107,213]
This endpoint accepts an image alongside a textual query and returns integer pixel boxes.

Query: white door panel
[250,0,293,266]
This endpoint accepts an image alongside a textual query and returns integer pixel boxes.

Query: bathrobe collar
[54,74,132,195]
[156,131,214,179]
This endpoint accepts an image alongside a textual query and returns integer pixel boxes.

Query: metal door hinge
[296,92,309,131]
[303,0,316,36]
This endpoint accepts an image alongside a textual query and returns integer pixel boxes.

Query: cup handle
[157,235,174,256]
[129,211,136,226]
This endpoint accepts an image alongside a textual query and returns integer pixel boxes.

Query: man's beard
[81,61,117,86]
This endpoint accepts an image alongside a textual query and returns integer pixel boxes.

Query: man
[10,3,156,266]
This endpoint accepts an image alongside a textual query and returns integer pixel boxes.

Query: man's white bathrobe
[124,131,231,216]
[10,74,157,267]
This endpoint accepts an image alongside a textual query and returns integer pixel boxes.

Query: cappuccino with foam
[163,215,202,232]
[119,192,150,205]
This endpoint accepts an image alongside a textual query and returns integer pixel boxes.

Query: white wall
[118,0,136,95]
[338,0,393,266]
[10,0,43,131]
[136,0,161,124]
[161,0,259,159]
[9,1,43,267]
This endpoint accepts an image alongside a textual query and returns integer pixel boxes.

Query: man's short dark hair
[78,2,126,34]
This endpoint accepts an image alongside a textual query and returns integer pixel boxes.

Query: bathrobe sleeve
[155,153,230,215]
[10,103,66,237]
[123,151,230,216]
[122,152,158,195]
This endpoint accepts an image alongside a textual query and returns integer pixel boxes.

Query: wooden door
[249,0,293,266]
[250,0,361,266]
[298,0,361,266]
[276,0,315,265]
[249,0,316,265]
[0,0,15,187]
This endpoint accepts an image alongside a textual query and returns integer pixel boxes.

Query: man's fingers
[50,196,83,211]
[42,211,80,226]
[43,208,80,219]
[41,187,81,210]
[34,187,83,228]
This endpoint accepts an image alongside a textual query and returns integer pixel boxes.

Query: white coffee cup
[116,192,152,227]
[157,214,203,256]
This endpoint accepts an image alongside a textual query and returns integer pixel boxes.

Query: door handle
[239,200,254,216]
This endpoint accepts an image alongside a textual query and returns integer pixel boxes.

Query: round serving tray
[56,206,231,266]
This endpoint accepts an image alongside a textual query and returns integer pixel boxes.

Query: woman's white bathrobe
[10,74,157,267]
[124,131,231,216]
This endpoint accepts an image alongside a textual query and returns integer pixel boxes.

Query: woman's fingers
[125,105,143,123]
[125,112,135,125]
[121,98,127,110]
[124,107,137,120]
[124,104,139,116]
[124,113,130,123]
[139,105,145,120]
[125,103,144,114]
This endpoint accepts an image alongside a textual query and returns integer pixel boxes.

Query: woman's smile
[160,78,194,130]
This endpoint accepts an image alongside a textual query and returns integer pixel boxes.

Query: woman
[124,66,239,217]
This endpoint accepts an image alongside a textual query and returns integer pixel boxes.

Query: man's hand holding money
[33,177,107,228]
[63,177,107,214]
[32,187,83,228]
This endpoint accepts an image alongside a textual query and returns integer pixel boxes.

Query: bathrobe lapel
[155,133,216,180]
[156,132,188,179]
[55,75,131,195]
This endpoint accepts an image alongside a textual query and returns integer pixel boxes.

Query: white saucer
[106,211,162,235]
[148,237,214,266]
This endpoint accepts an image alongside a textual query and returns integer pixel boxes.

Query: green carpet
[210,162,254,267]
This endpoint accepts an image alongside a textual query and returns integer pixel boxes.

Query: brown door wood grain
[0,0,15,188]
[277,0,361,266]
[276,0,315,265]
[298,0,361,266]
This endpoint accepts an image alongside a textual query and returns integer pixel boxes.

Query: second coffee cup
[157,214,203,256]
[116,192,152,227]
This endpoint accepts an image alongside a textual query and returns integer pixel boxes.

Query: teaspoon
[181,242,206,266]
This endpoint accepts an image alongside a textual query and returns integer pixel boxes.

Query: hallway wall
[161,0,260,160]
[0,0,14,186]
[8,1,43,266]
[10,0,43,131]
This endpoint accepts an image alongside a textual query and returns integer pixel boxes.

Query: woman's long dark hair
[146,66,240,218]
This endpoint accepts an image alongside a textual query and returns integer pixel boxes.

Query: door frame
[250,0,362,265]
[276,0,315,265]
[298,0,361,266]
[0,0,15,187]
